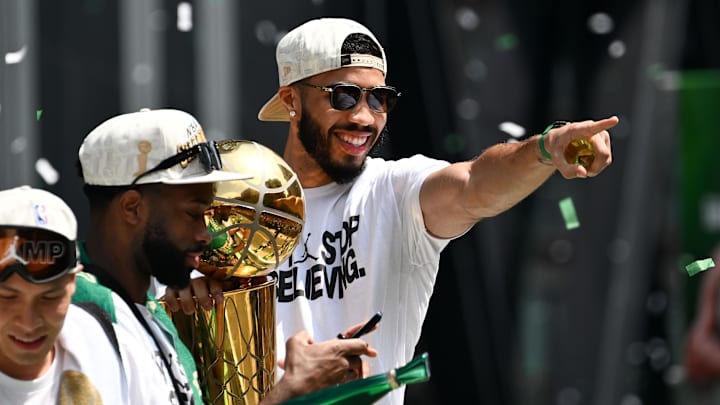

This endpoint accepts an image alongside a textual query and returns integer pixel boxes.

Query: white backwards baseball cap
[79,109,251,186]
[0,185,77,241]
[257,17,388,122]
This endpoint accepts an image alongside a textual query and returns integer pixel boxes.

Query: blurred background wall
[1,1,719,404]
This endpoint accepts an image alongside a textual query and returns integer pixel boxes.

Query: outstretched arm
[421,116,618,238]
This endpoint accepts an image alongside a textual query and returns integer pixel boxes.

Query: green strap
[539,120,570,161]
[72,241,117,321]
[146,294,203,404]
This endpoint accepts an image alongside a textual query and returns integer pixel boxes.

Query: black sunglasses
[131,141,223,185]
[0,226,77,284]
[297,82,401,113]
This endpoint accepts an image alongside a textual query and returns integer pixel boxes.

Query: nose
[16,302,43,331]
[348,95,376,127]
[196,221,213,246]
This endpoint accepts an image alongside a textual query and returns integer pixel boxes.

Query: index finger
[569,116,619,141]
[335,338,378,358]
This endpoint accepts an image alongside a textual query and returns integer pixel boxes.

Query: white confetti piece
[587,12,614,35]
[35,158,59,185]
[5,46,27,64]
[177,2,193,32]
[499,121,526,138]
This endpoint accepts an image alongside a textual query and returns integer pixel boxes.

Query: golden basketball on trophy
[202,139,305,280]
[167,140,305,405]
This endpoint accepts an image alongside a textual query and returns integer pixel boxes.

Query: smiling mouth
[11,335,46,350]
[338,133,369,147]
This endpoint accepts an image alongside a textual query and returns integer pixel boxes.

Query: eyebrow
[0,285,17,293]
[0,282,66,294]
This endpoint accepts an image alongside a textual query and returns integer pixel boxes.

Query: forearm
[422,135,554,238]
[466,135,556,217]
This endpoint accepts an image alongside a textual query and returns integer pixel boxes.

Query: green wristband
[539,121,569,160]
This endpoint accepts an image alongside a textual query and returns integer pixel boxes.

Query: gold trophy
[165,140,305,404]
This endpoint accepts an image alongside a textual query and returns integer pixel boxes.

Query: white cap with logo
[79,109,251,186]
[0,185,77,241]
[257,18,388,122]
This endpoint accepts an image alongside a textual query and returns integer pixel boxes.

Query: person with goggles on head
[72,108,378,404]
[157,17,620,405]
[0,185,130,404]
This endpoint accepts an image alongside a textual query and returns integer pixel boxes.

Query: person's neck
[84,224,150,304]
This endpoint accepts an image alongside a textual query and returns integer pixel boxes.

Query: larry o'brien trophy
[164,140,305,404]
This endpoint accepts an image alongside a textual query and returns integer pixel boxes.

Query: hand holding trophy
[166,140,305,405]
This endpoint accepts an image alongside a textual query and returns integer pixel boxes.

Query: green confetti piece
[36,109,43,120]
[685,258,715,276]
[494,33,518,51]
[443,133,464,155]
[559,197,579,230]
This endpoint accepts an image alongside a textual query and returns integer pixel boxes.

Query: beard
[297,106,387,184]
[141,221,200,289]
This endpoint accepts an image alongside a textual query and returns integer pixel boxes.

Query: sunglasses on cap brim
[296,82,401,113]
[131,141,223,185]
[0,226,77,284]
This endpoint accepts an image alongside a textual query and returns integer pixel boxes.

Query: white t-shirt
[273,155,453,405]
[111,293,196,405]
[0,305,126,404]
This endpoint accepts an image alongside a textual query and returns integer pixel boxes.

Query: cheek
[174,217,203,239]
[44,298,71,325]
[0,303,18,327]
[45,310,69,336]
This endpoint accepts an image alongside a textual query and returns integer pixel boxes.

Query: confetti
[177,2,193,32]
[587,12,614,35]
[686,258,715,276]
[36,109,43,121]
[494,34,518,51]
[5,46,27,64]
[608,40,626,59]
[35,158,59,185]
[10,136,28,154]
[499,121,526,138]
[559,197,580,230]
[443,133,465,155]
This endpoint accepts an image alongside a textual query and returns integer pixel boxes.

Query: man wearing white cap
[74,108,378,404]
[252,17,618,405]
[0,185,128,403]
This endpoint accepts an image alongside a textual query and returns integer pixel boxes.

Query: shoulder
[71,271,117,322]
[59,306,128,402]
[352,156,448,196]
[64,304,121,357]
[60,305,123,366]
[363,155,449,178]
